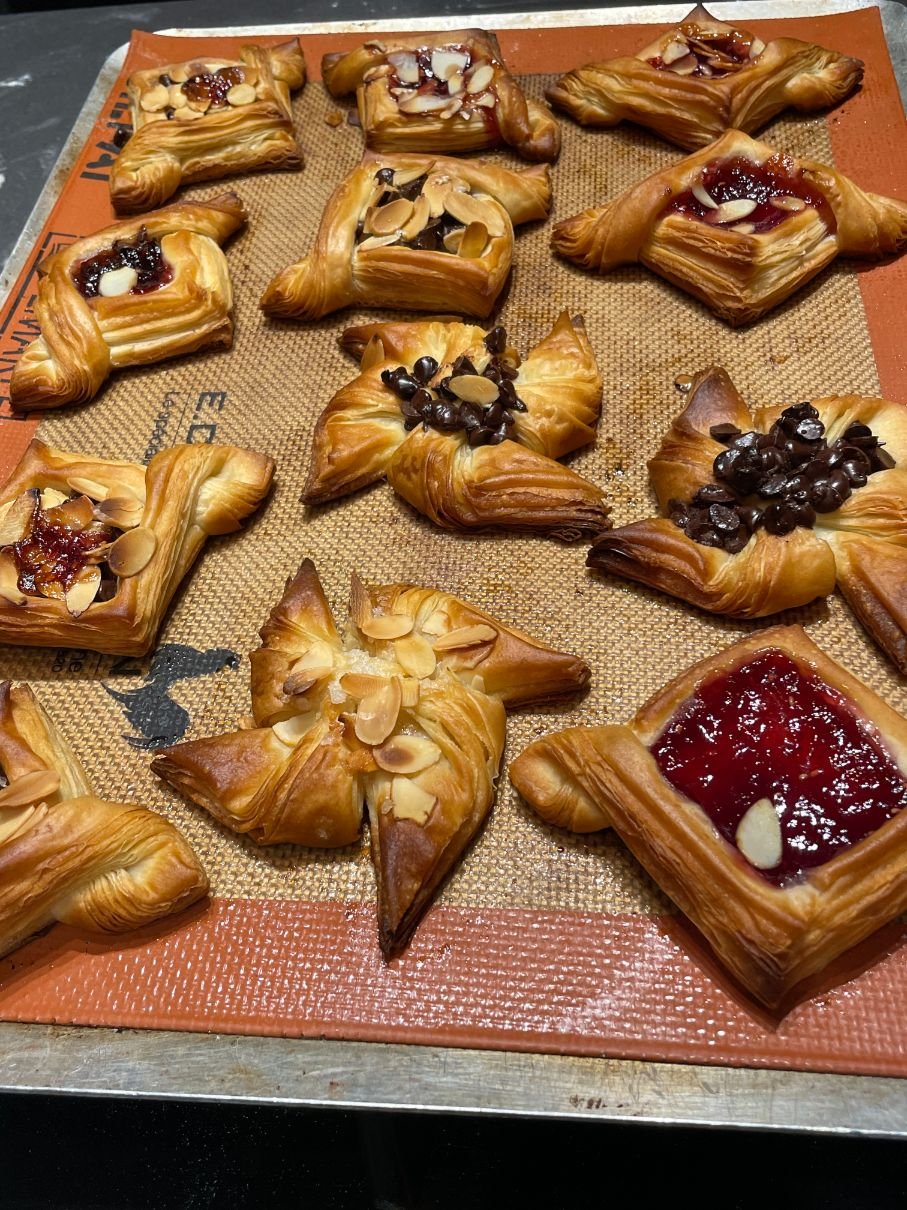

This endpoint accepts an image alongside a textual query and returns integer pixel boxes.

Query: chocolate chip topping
[672,403,894,553]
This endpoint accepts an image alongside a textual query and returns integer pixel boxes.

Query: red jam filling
[650,651,907,886]
[647,23,756,77]
[666,155,833,234]
[73,227,173,300]
[385,45,499,134]
[182,65,245,108]
[10,502,113,597]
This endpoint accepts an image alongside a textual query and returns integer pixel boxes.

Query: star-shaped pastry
[303,311,609,541]
[152,559,589,955]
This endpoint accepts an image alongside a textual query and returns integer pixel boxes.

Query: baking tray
[2,2,907,1130]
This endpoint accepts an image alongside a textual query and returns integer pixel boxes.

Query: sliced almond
[0,491,38,547]
[107,526,157,578]
[340,672,392,700]
[390,776,437,824]
[449,373,499,406]
[420,609,449,636]
[354,676,402,746]
[169,63,190,83]
[392,164,429,187]
[443,228,464,254]
[440,98,463,119]
[474,94,496,108]
[387,50,421,84]
[401,193,430,242]
[64,567,101,617]
[423,173,452,217]
[349,572,372,629]
[398,92,452,115]
[0,769,59,810]
[394,634,437,679]
[66,476,109,502]
[457,220,488,259]
[284,640,335,694]
[361,613,414,641]
[38,487,67,512]
[0,550,25,606]
[361,335,386,372]
[227,82,256,106]
[374,735,442,775]
[432,622,497,652]
[735,797,783,870]
[749,37,766,58]
[367,197,415,236]
[669,54,698,75]
[178,106,206,121]
[400,678,421,708]
[95,496,144,530]
[358,233,401,252]
[732,222,756,234]
[272,712,316,747]
[186,95,212,114]
[712,198,758,223]
[661,37,690,64]
[770,195,807,212]
[140,84,170,112]
[98,266,139,298]
[431,49,469,80]
[443,189,505,239]
[465,62,495,93]
[446,72,464,96]
[691,181,718,210]
[168,85,188,109]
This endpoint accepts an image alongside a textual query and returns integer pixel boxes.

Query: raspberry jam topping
[73,227,173,300]
[182,65,245,108]
[666,155,832,234]
[651,650,907,886]
[380,45,499,128]
[10,496,114,598]
[647,22,759,78]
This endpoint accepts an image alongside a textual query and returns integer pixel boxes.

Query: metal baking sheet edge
[1,1,907,1130]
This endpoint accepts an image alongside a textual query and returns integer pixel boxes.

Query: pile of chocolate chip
[380,325,527,447]
[73,227,169,299]
[669,402,895,553]
[356,169,464,252]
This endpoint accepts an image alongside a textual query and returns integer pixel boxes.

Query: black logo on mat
[104,642,239,750]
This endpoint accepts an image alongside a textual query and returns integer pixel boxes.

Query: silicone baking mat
[2,9,907,1076]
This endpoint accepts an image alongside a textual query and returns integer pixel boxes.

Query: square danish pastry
[511,625,907,1007]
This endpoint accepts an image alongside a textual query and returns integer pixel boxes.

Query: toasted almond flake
[712,198,758,223]
[692,181,718,210]
[387,50,421,84]
[95,496,144,529]
[169,64,189,83]
[431,49,469,80]
[440,97,463,119]
[390,85,414,98]
[65,568,101,617]
[272,712,316,747]
[38,488,67,512]
[420,609,449,636]
[736,797,782,869]
[354,677,402,746]
[390,776,437,824]
[474,94,496,108]
[168,85,188,109]
[361,613,415,641]
[465,62,495,93]
[227,82,257,106]
[375,735,442,775]
[443,189,505,239]
[432,622,497,652]
[361,335,386,372]
[358,233,401,252]
[186,95,211,113]
[349,572,372,628]
[669,54,697,75]
[47,494,94,532]
[394,634,437,679]
[401,193,431,242]
[662,37,690,64]
[66,476,109,502]
[107,526,157,578]
[449,373,499,405]
[749,37,766,57]
[400,678,421,708]
[367,196,415,236]
[446,72,464,95]
[98,266,138,298]
[141,84,169,112]
[732,222,756,234]
[423,174,452,217]
[0,551,25,606]
[443,228,464,254]
[392,164,428,187]
[0,491,37,547]
[457,220,488,259]
[398,92,452,115]
[770,195,807,212]
[340,672,391,700]
[0,769,60,810]
[284,641,335,694]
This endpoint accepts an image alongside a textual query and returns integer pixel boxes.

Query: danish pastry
[110,40,305,212]
[152,559,589,955]
[303,311,608,540]
[0,681,208,959]
[511,625,907,1007]
[588,366,907,672]
[552,129,907,325]
[9,193,246,412]
[547,4,862,150]
[0,438,274,656]
[260,154,551,320]
[322,29,560,161]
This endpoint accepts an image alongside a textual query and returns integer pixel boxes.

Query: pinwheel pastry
[110,40,305,212]
[9,194,246,413]
[321,29,560,161]
[260,154,551,320]
[588,366,907,672]
[152,559,589,955]
[546,5,862,150]
[303,311,608,539]
[0,438,274,656]
[511,625,907,1007]
[552,129,907,325]
[0,680,208,959]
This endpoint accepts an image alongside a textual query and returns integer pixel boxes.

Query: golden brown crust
[260,154,551,321]
[552,129,907,325]
[547,5,862,150]
[10,194,246,412]
[303,311,608,540]
[0,438,274,656]
[0,682,207,958]
[322,30,560,162]
[511,625,907,1006]
[110,41,305,213]
[153,559,588,954]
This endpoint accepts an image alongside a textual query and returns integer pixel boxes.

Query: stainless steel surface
[2,1,906,1130]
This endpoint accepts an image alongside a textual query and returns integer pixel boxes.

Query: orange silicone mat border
[3,10,907,1075]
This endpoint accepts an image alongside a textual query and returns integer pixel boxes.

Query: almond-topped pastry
[9,194,246,412]
[547,4,862,150]
[587,367,907,674]
[260,154,550,320]
[0,438,274,655]
[322,29,560,161]
[552,129,907,325]
[110,40,305,212]
[152,559,589,956]
[303,311,608,540]
[0,681,208,959]
[511,625,907,1007]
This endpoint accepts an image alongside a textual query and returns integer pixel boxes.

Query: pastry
[322,30,560,161]
[9,194,246,412]
[303,311,608,540]
[260,154,551,320]
[152,559,589,955]
[588,366,907,673]
[0,438,274,656]
[511,625,907,1007]
[552,128,907,325]
[0,680,207,959]
[110,40,305,212]
[547,4,862,150]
